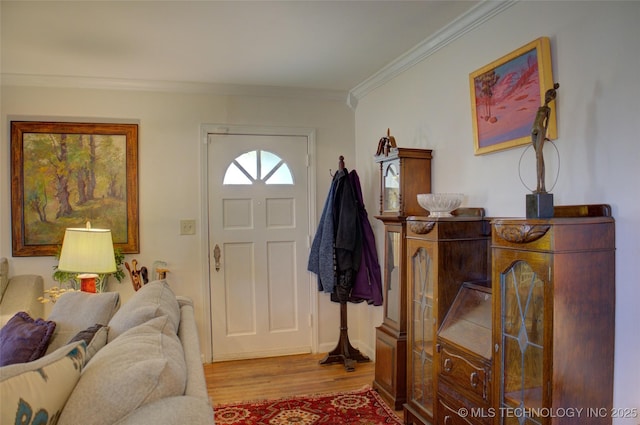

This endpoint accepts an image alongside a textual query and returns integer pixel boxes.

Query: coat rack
[319,155,370,372]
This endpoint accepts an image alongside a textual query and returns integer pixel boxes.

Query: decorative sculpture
[375,128,397,157]
[125,259,148,291]
[526,83,559,219]
[531,83,560,194]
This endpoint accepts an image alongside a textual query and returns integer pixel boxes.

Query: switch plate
[180,219,196,235]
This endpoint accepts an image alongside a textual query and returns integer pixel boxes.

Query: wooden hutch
[401,204,615,425]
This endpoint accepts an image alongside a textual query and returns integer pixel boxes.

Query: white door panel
[208,132,311,360]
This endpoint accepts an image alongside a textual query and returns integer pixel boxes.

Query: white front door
[207,130,312,361]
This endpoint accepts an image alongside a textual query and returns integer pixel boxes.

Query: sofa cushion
[69,324,109,362]
[59,315,187,425]
[114,396,215,425]
[45,291,120,354]
[0,341,87,425]
[0,311,56,366]
[107,280,180,343]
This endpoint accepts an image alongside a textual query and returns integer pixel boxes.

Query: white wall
[354,1,639,422]
[0,85,356,362]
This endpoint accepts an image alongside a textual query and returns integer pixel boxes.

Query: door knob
[214,244,221,271]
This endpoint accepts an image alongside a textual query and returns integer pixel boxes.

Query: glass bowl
[417,193,464,217]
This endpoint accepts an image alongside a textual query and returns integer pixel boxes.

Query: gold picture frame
[470,37,557,155]
[11,121,139,256]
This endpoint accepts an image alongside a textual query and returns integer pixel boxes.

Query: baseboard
[213,346,311,362]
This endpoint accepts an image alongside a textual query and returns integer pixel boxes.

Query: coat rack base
[319,302,370,372]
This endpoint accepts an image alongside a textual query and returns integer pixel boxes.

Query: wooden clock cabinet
[372,147,432,410]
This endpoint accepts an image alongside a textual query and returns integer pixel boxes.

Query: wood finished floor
[205,353,402,417]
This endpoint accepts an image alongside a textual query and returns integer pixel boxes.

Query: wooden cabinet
[404,214,490,425]
[373,147,432,410]
[491,214,615,425]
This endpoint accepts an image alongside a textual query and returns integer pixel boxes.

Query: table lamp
[57,222,117,293]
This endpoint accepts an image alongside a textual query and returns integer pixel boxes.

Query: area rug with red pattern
[213,386,402,425]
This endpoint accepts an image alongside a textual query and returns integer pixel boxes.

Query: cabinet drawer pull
[470,371,479,388]
[443,358,453,372]
[444,415,452,425]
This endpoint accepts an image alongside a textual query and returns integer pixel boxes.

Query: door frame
[199,124,318,363]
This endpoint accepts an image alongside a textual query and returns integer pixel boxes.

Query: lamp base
[78,273,98,293]
[526,192,554,219]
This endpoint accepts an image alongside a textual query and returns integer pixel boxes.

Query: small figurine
[375,128,397,156]
[125,259,148,291]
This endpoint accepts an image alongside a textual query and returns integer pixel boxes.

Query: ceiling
[1,1,481,98]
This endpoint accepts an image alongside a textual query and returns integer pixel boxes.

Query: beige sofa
[0,257,44,328]
[0,280,215,425]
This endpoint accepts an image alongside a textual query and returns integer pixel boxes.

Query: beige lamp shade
[57,227,117,274]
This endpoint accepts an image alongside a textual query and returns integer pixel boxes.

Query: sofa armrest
[176,296,193,308]
[177,298,209,400]
[0,275,44,327]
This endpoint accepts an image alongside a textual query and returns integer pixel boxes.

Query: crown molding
[1,0,516,106]
[346,0,518,109]
[0,73,348,102]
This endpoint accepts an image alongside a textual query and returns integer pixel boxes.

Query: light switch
[180,219,196,235]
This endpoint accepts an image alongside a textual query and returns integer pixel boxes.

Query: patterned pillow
[0,341,87,425]
[0,311,56,366]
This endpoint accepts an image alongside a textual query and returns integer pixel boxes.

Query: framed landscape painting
[470,37,557,155]
[11,121,139,256]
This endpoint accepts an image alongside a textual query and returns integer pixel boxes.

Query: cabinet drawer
[438,344,490,402]
[437,395,490,425]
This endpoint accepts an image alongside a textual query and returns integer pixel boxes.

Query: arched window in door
[223,150,294,185]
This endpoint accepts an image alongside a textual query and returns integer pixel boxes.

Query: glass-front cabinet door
[372,219,408,410]
[496,253,549,425]
[494,243,553,425]
[384,226,402,326]
[407,240,436,420]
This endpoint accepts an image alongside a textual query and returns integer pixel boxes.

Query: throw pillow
[68,323,104,344]
[107,280,180,343]
[45,291,120,354]
[0,311,56,366]
[68,324,109,362]
[58,315,187,425]
[0,341,87,425]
